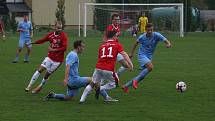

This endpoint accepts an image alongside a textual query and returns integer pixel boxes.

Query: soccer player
[138,12,148,33]
[79,31,133,103]
[104,14,127,78]
[25,21,68,94]
[0,18,5,38]
[13,14,33,63]
[122,23,171,93]
[45,40,92,101]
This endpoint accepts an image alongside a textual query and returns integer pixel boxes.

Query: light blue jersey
[66,51,80,79]
[18,21,32,40]
[66,51,89,96]
[137,32,167,67]
[137,32,166,58]
[17,21,33,48]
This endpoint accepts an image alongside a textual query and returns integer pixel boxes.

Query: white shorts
[117,53,124,62]
[92,69,115,85]
[41,57,61,73]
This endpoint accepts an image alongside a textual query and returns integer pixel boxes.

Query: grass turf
[0,32,214,121]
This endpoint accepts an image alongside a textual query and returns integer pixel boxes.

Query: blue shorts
[19,39,31,49]
[138,54,152,69]
[67,77,89,97]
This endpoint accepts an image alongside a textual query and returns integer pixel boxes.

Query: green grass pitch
[0,32,214,121]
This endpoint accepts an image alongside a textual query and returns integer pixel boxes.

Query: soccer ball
[176,81,186,92]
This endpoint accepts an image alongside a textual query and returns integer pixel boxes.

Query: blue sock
[24,54,29,61]
[100,90,108,99]
[15,54,19,61]
[125,68,150,87]
[53,94,65,100]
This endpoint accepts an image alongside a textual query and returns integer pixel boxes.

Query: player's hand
[63,79,68,86]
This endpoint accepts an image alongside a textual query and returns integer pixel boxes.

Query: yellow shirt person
[138,13,148,33]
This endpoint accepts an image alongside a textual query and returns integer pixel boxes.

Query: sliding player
[44,40,92,101]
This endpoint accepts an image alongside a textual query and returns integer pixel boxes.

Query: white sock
[100,82,116,90]
[28,71,40,88]
[117,66,127,77]
[80,85,93,102]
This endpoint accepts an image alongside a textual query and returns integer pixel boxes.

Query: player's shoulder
[60,31,68,37]
[47,31,54,36]
[153,32,163,37]
[68,51,78,57]
[27,21,32,24]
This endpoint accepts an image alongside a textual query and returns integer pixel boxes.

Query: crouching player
[45,40,92,101]
[79,31,133,103]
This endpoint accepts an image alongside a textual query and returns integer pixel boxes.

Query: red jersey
[35,31,68,62]
[96,39,124,71]
[106,24,120,42]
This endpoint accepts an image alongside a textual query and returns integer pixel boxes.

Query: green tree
[55,0,65,29]
[10,12,17,33]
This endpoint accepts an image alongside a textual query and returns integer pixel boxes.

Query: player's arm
[129,41,139,58]
[30,22,33,38]
[120,51,133,71]
[17,23,25,32]
[31,34,49,44]
[164,39,171,48]
[63,64,70,86]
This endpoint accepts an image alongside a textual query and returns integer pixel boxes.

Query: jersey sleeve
[34,33,50,44]
[17,22,22,30]
[117,43,124,53]
[156,32,167,42]
[29,22,33,31]
[137,35,143,43]
[66,53,76,66]
[106,25,112,31]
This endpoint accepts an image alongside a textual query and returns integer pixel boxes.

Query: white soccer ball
[133,34,137,37]
[176,81,186,92]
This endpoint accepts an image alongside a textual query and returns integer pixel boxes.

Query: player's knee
[38,66,46,73]
[64,96,73,101]
[18,47,22,52]
[146,63,153,71]
[44,72,51,79]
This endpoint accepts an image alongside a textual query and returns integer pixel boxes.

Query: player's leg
[45,87,76,101]
[99,71,118,102]
[116,53,128,77]
[24,40,32,62]
[32,59,61,94]
[123,55,153,92]
[48,77,91,101]
[13,40,24,63]
[80,70,100,103]
[100,81,118,101]
[25,66,46,92]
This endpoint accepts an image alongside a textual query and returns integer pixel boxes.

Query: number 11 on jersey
[101,47,113,58]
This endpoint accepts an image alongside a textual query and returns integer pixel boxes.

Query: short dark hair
[112,14,119,20]
[106,30,116,39]
[73,40,83,49]
[146,23,153,28]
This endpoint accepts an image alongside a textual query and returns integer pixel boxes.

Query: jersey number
[101,47,113,58]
